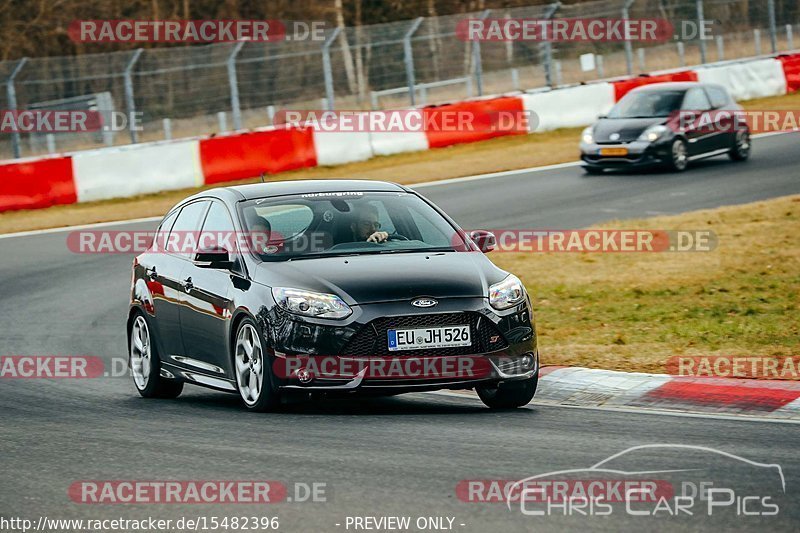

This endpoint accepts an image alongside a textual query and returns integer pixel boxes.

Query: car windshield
[238,191,470,261]
[607,90,685,118]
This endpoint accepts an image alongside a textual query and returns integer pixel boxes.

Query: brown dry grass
[491,195,800,373]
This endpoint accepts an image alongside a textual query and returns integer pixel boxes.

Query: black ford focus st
[128,180,538,411]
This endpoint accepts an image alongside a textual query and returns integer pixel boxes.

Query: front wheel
[233,318,280,412]
[666,138,688,172]
[582,166,604,175]
[129,312,183,398]
[477,375,538,409]
[728,129,751,161]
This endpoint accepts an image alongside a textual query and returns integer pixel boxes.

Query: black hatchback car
[128,180,538,410]
[580,82,750,173]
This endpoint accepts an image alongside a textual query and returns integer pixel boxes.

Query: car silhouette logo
[609,133,620,141]
[411,298,438,308]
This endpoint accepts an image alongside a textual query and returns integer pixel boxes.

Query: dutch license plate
[387,325,471,351]
[599,147,629,156]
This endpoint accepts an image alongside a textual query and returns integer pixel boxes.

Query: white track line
[0,130,793,240]
[425,390,800,425]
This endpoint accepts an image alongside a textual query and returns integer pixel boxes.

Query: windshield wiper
[378,247,456,254]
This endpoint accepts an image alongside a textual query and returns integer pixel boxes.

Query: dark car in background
[128,180,539,411]
[580,82,751,173]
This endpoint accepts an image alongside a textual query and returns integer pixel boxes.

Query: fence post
[322,27,341,111]
[696,0,707,64]
[754,29,762,56]
[716,35,725,60]
[788,25,794,51]
[217,112,227,132]
[677,42,685,67]
[162,118,172,140]
[542,2,561,88]
[6,57,28,159]
[227,41,245,131]
[124,48,143,143]
[637,48,646,71]
[767,0,777,54]
[471,10,491,97]
[622,0,635,75]
[404,17,424,106]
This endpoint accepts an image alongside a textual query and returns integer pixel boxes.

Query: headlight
[638,124,669,143]
[272,287,352,319]
[489,275,525,310]
[581,126,594,144]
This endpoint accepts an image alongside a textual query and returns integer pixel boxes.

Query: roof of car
[180,179,410,205]
[628,81,712,92]
[223,179,408,200]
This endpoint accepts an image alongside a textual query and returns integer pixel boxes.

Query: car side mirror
[470,230,496,253]
[597,114,607,119]
[194,246,233,269]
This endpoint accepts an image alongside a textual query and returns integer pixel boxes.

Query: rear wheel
[233,318,280,412]
[129,312,183,398]
[477,375,538,409]
[728,129,750,161]
[667,138,688,172]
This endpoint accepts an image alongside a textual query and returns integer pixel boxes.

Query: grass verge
[3,91,800,234]
[492,195,800,373]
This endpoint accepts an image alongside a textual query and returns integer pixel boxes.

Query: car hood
[253,251,509,305]
[593,117,666,143]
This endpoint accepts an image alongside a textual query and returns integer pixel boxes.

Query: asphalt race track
[1,133,799,532]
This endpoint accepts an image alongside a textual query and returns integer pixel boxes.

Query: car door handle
[181,277,194,291]
[145,266,157,280]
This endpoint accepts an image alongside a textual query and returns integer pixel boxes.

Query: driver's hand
[367,231,389,243]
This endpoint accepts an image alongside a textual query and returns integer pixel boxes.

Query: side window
[154,210,178,252]
[200,201,237,253]
[167,201,209,257]
[707,86,729,108]
[682,88,712,111]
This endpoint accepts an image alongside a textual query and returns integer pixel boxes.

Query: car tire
[476,375,538,409]
[582,166,604,175]
[129,311,183,399]
[233,317,280,412]
[728,129,751,161]
[666,138,688,172]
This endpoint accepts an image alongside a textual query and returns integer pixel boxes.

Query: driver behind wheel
[351,203,389,243]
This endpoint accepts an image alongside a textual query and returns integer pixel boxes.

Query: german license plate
[600,147,628,156]
[387,325,471,351]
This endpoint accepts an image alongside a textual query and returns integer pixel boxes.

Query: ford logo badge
[411,298,438,308]
[609,133,620,141]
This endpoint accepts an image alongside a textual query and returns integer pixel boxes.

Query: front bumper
[580,139,672,169]
[258,297,537,393]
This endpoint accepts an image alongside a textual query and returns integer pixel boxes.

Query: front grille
[340,312,507,357]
